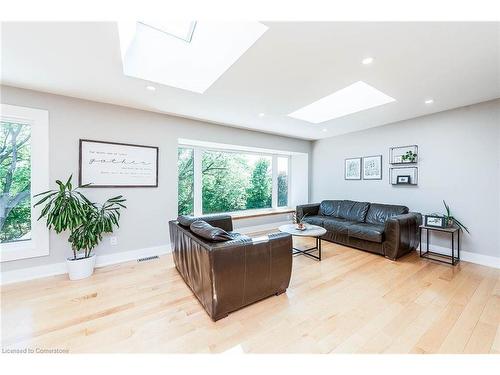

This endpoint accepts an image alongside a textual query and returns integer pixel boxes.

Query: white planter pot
[66,254,96,280]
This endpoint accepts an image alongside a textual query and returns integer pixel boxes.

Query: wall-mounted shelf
[390,166,418,185]
[389,145,418,165]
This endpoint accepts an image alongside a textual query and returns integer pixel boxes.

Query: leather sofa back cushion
[365,203,409,224]
[319,200,343,216]
[190,220,234,241]
[319,200,370,222]
[343,201,370,222]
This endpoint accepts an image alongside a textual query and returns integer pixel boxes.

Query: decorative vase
[66,254,96,280]
[297,222,305,230]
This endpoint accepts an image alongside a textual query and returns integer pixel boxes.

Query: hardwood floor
[1,235,499,353]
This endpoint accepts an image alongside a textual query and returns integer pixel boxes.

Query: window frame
[0,104,50,262]
[178,143,291,217]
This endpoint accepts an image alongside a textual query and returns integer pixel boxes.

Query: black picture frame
[79,139,159,188]
[396,175,411,184]
[424,215,446,228]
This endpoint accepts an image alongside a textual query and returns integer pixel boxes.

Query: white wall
[311,99,500,259]
[1,85,310,273]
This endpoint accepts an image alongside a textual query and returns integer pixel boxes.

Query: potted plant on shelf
[34,175,126,280]
[402,150,417,163]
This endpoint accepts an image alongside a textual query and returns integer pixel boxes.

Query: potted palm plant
[34,175,126,280]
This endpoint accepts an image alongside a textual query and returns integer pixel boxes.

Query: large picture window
[0,104,49,262]
[178,145,290,216]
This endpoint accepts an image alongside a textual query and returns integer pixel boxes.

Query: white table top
[279,224,327,237]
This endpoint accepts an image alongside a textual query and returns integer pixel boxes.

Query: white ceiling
[1,22,499,140]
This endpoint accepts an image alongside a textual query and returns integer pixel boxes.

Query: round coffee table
[279,224,327,261]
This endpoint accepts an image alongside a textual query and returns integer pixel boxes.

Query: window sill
[0,239,49,262]
[231,207,295,220]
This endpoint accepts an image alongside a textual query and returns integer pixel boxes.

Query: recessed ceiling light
[146,85,156,91]
[362,57,374,65]
[288,81,396,124]
[425,99,434,104]
[118,21,268,94]
[258,113,265,117]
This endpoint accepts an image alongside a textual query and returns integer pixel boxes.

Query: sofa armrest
[296,203,320,220]
[383,212,422,260]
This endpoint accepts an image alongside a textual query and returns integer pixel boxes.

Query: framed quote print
[79,139,159,188]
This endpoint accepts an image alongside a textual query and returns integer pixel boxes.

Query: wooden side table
[419,225,460,265]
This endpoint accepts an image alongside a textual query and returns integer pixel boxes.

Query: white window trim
[179,142,292,217]
[0,104,50,262]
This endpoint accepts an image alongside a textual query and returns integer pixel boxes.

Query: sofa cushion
[348,223,385,243]
[303,215,329,227]
[177,215,197,227]
[365,203,409,225]
[319,200,343,216]
[322,217,356,235]
[344,201,370,222]
[336,200,355,219]
[190,220,234,241]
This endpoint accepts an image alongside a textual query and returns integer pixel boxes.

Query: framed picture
[424,215,446,228]
[396,175,411,184]
[345,158,361,180]
[362,155,382,180]
[79,139,159,187]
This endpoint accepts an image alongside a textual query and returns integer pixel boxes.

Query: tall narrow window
[277,156,289,207]
[177,147,194,215]
[1,104,49,262]
[0,121,31,243]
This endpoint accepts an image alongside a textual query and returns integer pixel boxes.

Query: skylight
[138,20,197,43]
[288,81,396,123]
[118,21,268,94]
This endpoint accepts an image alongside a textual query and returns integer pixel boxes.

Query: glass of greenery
[442,200,469,233]
[34,175,126,265]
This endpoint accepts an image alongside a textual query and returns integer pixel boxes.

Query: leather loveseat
[169,214,293,321]
[296,200,421,260]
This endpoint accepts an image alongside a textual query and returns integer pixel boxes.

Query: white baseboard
[236,220,291,234]
[1,262,68,286]
[95,244,171,268]
[1,244,171,285]
[419,243,500,269]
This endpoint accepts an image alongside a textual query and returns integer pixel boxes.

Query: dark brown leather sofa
[297,200,421,260]
[169,214,293,321]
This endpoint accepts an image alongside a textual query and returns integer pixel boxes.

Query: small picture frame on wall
[424,215,446,228]
[362,155,382,180]
[345,158,361,180]
[396,175,411,184]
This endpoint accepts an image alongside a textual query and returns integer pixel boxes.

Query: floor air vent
[137,255,160,263]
